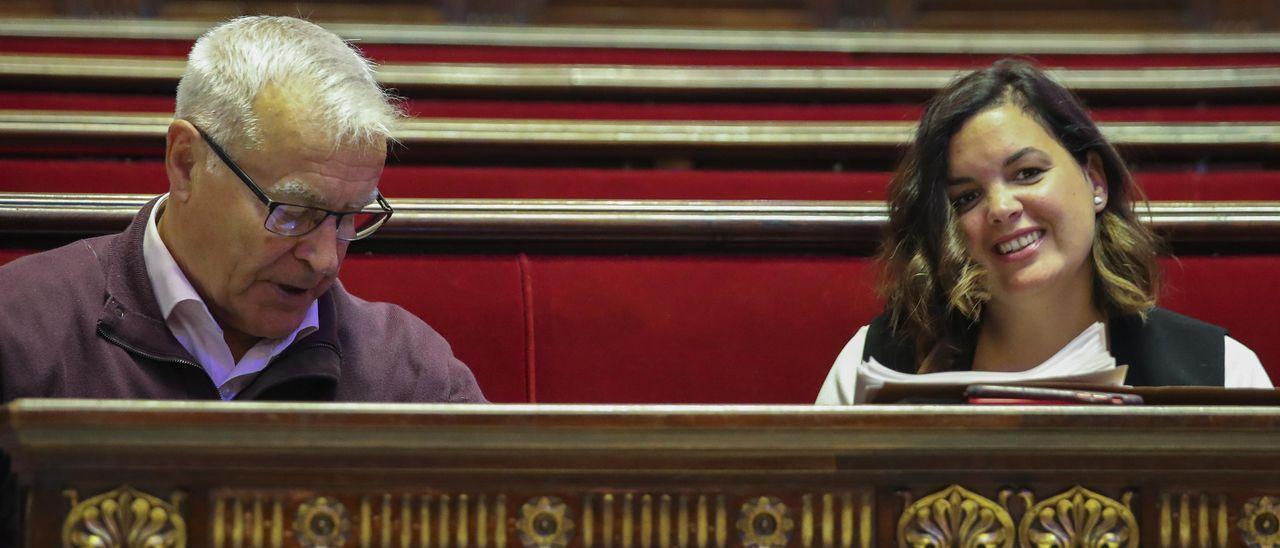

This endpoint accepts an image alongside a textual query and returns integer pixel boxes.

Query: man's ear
[164,120,200,203]
[1085,151,1109,213]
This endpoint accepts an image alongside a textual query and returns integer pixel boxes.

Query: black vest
[863,307,1225,386]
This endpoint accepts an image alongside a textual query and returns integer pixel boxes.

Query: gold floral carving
[1018,487,1137,548]
[736,496,795,547]
[897,485,1014,548]
[517,496,575,548]
[293,496,351,548]
[62,485,186,548]
[1239,496,1280,547]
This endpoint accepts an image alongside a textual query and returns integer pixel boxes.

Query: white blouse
[816,322,1273,405]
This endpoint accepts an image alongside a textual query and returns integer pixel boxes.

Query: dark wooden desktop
[4,399,1280,547]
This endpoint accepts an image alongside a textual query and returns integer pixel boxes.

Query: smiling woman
[816,59,1272,404]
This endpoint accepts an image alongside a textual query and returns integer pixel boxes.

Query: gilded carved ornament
[897,484,1015,548]
[1239,496,1280,548]
[517,495,574,548]
[62,485,186,548]
[293,496,351,548]
[736,495,795,547]
[1018,487,1137,548]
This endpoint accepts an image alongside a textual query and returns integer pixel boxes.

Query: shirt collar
[141,193,320,338]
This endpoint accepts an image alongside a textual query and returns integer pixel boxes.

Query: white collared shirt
[142,195,319,400]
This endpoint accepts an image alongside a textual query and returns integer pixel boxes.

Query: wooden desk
[4,399,1280,547]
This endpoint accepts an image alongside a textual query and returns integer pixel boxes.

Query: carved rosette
[897,485,1014,548]
[736,496,795,547]
[1239,496,1280,547]
[517,496,574,548]
[62,485,186,548]
[1019,487,1137,548]
[293,496,351,547]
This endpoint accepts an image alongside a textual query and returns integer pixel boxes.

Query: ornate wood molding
[4,110,1278,150]
[7,401,1280,546]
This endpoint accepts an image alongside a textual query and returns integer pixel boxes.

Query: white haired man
[0,16,485,541]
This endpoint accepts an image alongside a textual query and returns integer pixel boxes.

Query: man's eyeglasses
[194,125,392,242]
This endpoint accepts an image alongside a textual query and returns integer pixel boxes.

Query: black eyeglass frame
[193,124,393,242]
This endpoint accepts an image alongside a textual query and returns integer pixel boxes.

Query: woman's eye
[951,191,979,211]
[1014,167,1045,181]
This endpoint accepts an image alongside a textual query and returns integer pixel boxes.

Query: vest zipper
[96,325,224,398]
[97,326,203,370]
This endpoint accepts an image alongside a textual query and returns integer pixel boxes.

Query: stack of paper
[856,321,1125,403]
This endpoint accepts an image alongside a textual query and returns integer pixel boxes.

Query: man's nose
[296,217,342,276]
[986,185,1024,225]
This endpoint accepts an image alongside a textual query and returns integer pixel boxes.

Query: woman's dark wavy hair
[880,59,1161,373]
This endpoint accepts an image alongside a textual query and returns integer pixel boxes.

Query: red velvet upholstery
[3,247,1276,402]
[340,253,528,403]
[1159,256,1280,377]
[0,91,174,112]
[4,36,1280,68]
[525,256,879,403]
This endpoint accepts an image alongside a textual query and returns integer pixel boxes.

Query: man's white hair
[175,16,399,154]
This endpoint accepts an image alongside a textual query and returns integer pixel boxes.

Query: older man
[0,15,484,542]
[0,16,486,402]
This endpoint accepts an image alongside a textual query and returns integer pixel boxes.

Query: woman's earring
[1093,195,1104,206]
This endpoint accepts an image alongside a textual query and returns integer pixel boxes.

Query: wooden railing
[2,17,1279,52]
[3,111,1276,167]
[5,54,1278,100]
[5,399,1280,546]
[3,193,1280,251]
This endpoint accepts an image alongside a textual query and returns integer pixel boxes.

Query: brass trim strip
[1161,493,1173,547]
[583,494,595,548]
[252,496,263,548]
[456,493,469,548]
[1216,495,1228,548]
[361,496,373,548]
[2,111,1278,148]
[232,497,244,548]
[1,18,1277,54]
[677,496,689,548]
[714,495,727,548]
[494,495,507,548]
[4,54,1277,93]
[437,494,450,548]
[640,494,653,548]
[658,495,671,548]
[622,493,634,548]
[1199,493,1210,547]
[604,493,615,548]
[840,493,853,548]
[214,497,226,548]
[822,493,834,546]
[858,491,872,548]
[271,498,283,548]
[3,194,1280,244]
[801,494,814,546]
[696,495,707,548]
[381,494,393,548]
[401,495,412,548]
